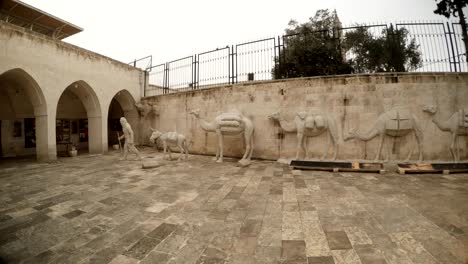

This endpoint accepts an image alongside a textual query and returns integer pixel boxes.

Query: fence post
[232,45,236,84]
[164,62,169,93]
[446,22,458,72]
[276,35,281,79]
[143,71,147,97]
[192,54,197,90]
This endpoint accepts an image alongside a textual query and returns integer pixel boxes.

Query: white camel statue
[422,105,468,161]
[344,109,423,162]
[149,128,189,160]
[268,111,341,160]
[189,109,254,166]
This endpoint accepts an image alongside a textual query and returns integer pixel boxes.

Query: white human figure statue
[119,117,142,161]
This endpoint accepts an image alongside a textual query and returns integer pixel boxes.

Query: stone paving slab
[0,149,467,264]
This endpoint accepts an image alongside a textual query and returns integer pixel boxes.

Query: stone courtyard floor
[0,149,467,264]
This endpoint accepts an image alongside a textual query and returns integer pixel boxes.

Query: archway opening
[56,81,102,157]
[0,69,49,161]
[107,90,138,150]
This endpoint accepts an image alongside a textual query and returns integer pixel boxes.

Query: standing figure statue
[119,117,142,161]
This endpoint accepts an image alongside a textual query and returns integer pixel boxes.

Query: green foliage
[343,25,422,73]
[434,0,468,63]
[273,9,353,79]
[273,9,422,79]
[434,0,467,18]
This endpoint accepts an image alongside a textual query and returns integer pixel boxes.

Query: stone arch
[107,89,139,147]
[57,81,103,154]
[0,68,51,161]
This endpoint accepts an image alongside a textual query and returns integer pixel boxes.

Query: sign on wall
[24,118,35,148]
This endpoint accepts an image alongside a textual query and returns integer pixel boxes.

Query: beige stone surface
[143,73,468,162]
[0,21,144,161]
[0,150,467,263]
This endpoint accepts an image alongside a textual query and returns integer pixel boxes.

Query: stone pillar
[88,116,103,154]
[36,114,57,162]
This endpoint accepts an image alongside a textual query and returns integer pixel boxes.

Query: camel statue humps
[422,105,468,161]
[268,111,340,160]
[189,109,254,166]
[344,109,423,162]
[150,129,189,160]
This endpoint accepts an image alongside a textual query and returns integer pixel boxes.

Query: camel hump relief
[141,73,468,169]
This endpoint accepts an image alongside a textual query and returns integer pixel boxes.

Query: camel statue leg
[412,117,424,162]
[385,137,394,162]
[184,139,189,159]
[450,133,457,162]
[241,127,254,161]
[214,145,220,161]
[295,132,305,160]
[248,133,254,160]
[375,134,385,161]
[320,134,330,161]
[213,134,220,161]
[403,133,414,162]
[328,118,340,161]
[329,131,338,161]
[216,129,224,163]
[456,135,460,162]
[163,141,170,160]
[177,139,184,161]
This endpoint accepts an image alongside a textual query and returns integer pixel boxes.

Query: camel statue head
[268,112,281,121]
[343,128,358,141]
[422,105,437,115]
[149,128,162,144]
[189,109,200,118]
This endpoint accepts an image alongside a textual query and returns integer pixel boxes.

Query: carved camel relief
[344,109,423,161]
[189,109,254,165]
[422,105,468,161]
[268,111,340,160]
[150,129,189,160]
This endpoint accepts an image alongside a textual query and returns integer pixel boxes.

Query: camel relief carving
[189,109,254,166]
[268,111,340,160]
[344,109,423,162]
[422,105,468,161]
[150,129,189,160]
[135,101,158,118]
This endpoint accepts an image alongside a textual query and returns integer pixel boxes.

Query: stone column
[88,116,103,154]
[36,113,57,162]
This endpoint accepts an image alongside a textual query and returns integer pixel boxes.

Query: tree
[273,9,353,79]
[434,0,468,64]
[343,25,422,72]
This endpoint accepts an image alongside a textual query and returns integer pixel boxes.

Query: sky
[22,0,463,66]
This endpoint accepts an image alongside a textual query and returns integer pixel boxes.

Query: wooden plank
[290,160,383,173]
[397,163,468,174]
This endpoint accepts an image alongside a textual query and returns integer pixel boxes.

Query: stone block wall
[142,73,468,162]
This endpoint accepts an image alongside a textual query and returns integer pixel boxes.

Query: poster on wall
[79,119,88,142]
[56,119,62,142]
[13,121,22,137]
[71,120,78,134]
[24,118,36,148]
[62,120,70,142]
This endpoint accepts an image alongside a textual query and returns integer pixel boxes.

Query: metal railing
[132,21,467,97]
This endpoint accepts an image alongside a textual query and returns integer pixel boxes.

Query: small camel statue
[344,109,423,162]
[149,128,189,160]
[422,105,468,161]
[268,111,340,160]
[189,109,254,166]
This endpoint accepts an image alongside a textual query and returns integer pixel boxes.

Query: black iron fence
[129,21,467,97]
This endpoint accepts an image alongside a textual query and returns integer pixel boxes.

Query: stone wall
[143,73,468,162]
[0,21,144,160]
